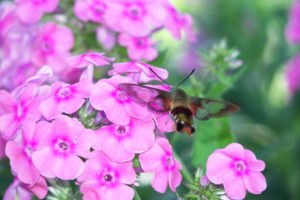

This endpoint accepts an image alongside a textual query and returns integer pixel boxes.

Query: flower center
[58,142,69,150]
[104,174,113,182]
[135,38,147,47]
[16,104,25,119]
[126,4,145,19]
[165,156,174,166]
[57,87,71,99]
[41,39,53,53]
[116,125,127,135]
[92,2,106,15]
[234,160,246,172]
[116,90,127,101]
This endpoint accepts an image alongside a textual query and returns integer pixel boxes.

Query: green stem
[133,188,142,200]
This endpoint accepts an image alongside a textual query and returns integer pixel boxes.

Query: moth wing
[119,83,171,112]
[190,97,240,120]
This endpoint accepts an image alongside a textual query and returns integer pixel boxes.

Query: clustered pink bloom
[74,0,196,61]
[206,143,267,200]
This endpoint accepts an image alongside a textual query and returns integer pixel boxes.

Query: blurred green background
[1,0,299,199]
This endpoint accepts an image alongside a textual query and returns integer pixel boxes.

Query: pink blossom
[286,54,300,94]
[206,143,267,200]
[108,62,168,83]
[104,0,167,37]
[74,0,107,23]
[3,177,48,200]
[16,0,59,24]
[5,121,41,186]
[39,80,92,120]
[139,138,182,193]
[0,84,41,139]
[119,33,158,61]
[0,3,40,90]
[77,150,136,200]
[32,22,74,73]
[96,26,116,50]
[32,115,97,180]
[90,75,151,125]
[285,1,300,44]
[164,4,196,42]
[96,118,155,162]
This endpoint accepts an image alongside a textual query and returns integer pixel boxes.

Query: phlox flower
[139,138,182,193]
[32,115,97,180]
[32,22,74,73]
[77,150,136,200]
[74,0,107,23]
[104,0,167,37]
[286,53,300,95]
[108,62,168,83]
[118,33,158,61]
[0,3,40,90]
[3,177,48,200]
[206,143,267,200]
[6,121,41,186]
[0,84,41,139]
[39,80,92,120]
[68,52,115,82]
[164,4,196,42]
[16,0,59,24]
[285,0,300,44]
[96,118,155,162]
[90,75,151,125]
[96,26,116,50]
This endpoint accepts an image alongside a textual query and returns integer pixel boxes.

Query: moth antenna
[149,67,170,86]
[175,68,196,88]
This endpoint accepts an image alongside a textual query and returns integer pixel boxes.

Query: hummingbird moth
[118,69,239,136]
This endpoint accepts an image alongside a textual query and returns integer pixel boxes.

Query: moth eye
[176,122,184,131]
[191,126,195,133]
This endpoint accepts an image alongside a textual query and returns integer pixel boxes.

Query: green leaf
[192,118,234,168]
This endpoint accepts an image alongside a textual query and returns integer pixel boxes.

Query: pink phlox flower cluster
[74,0,196,61]
[206,143,267,200]
[285,0,300,44]
[16,0,59,24]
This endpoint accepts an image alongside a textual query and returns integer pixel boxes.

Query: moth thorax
[171,107,193,131]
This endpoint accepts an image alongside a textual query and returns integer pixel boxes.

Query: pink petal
[18,84,38,105]
[115,162,136,184]
[90,80,115,110]
[58,97,85,114]
[123,120,155,153]
[168,169,182,192]
[0,90,15,112]
[139,142,165,172]
[75,129,97,158]
[219,143,245,160]
[151,166,169,193]
[206,152,232,184]
[41,0,59,12]
[101,132,134,162]
[105,184,134,200]
[31,147,56,178]
[47,54,70,74]
[73,80,92,98]
[52,25,74,52]
[124,100,150,121]
[29,176,48,199]
[244,149,265,172]
[52,155,84,180]
[144,47,158,61]
[21,119,36,144]
[39,98,60,120]
[104,99,130,125]
[243,171,267,195]
[16,2,43,24]
[0,113,19,140]
[223,170,246,200]
[127,46,143,61]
